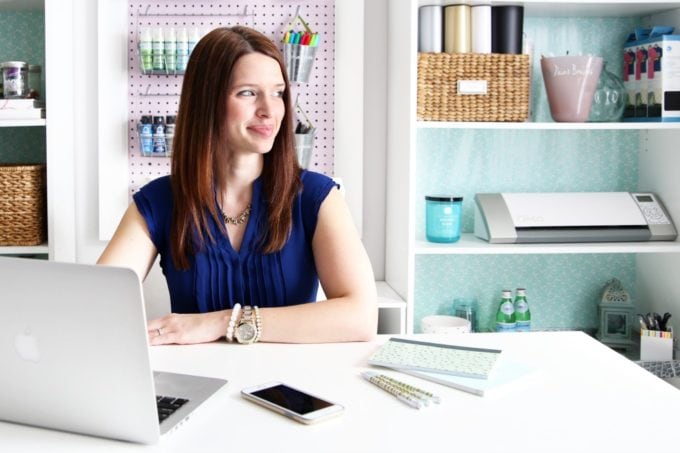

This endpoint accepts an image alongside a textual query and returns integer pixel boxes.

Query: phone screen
[250,384,334,415]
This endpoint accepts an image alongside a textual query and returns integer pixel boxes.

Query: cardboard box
[624,31,680,122]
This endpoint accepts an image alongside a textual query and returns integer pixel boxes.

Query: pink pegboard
[127,0,335,195]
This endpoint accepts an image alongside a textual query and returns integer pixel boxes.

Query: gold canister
[444,5,471,53]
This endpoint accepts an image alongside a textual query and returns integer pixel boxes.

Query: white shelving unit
[386,0,680,333]
[0,1,47,258]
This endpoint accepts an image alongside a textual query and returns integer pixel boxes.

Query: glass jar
[28,64,42,99]
[1,61,28,98]
[588,61,626,122]
[425,195,463,243]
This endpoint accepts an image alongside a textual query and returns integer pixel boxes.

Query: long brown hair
[170,26,301,269]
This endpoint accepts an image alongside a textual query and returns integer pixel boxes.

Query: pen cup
[640,327,674,361]
[294,132,315,169]
[283,43,317,83]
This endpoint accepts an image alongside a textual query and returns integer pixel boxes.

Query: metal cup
[294,132,314,168]
[283,43,317,83]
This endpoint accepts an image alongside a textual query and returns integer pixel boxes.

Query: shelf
[415,1,680,18]
[415,234,680,255]
[377,281,406,308]
[416,121,680,131]
[0,244,48,255]
[0,119,46,127]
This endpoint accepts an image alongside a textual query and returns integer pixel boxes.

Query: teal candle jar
[425,195,463,243]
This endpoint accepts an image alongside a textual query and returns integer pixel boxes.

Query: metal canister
[1,61,29,98]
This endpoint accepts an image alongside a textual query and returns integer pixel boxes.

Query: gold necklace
[223,203,251,225]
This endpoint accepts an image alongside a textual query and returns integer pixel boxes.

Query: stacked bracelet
[226,303,242,342]
[253,306,262,342]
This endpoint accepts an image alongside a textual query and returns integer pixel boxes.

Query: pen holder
[294,132,315,169]
[283,43,317,83]
[640,327,674,361]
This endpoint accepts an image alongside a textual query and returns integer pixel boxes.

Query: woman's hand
[147,311,229,345]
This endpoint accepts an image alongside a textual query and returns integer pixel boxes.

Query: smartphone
[241,381,344,424]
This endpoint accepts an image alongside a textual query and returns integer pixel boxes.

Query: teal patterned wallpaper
[0,11,45,164]
[413,16,646,332]
[415,254,637,333]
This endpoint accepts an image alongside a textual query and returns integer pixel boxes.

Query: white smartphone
[241,381,344,424]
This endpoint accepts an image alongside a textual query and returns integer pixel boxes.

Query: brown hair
[170,26,301,269]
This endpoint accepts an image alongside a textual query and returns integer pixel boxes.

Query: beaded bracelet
[226,303,242,342]
[253,305,262,342]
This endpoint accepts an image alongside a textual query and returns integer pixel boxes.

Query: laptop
[0,256,228,444]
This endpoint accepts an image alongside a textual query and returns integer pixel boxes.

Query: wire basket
[0,164,46,246]
[417,53,530,122]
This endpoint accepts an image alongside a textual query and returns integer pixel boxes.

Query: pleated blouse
[133,170,337,313]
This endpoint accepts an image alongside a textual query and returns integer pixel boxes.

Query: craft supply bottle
[188,27,200,57]
[176,27,189,71]
[138,115,153,156]
[495,289,516,331]
[164,27,177,74]
[152,27,165,71]
[514,288,531,331]
[139,27,153,73]
[152,115,166,154]
[165,115,176,156]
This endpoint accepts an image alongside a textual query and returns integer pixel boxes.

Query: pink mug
[541,55,603,122]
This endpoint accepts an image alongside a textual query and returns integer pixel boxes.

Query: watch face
[236,323,256,342]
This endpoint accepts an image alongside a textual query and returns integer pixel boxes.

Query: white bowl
[421,315,471,334]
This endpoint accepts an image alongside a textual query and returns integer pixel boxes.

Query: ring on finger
[157,327,163,336]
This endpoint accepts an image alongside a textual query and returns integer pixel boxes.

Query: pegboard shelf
[138,5,253,17]
[127,0,335,195]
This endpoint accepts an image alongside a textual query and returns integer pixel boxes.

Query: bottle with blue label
[495,289,516,332]
[514,288,531,331]
[152,116,166,155]
[138,115,153,156]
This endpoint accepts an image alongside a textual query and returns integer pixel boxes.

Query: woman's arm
[97,203,159,282]
[257,187,378,343]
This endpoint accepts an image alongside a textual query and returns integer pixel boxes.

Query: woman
[98,26,377,344]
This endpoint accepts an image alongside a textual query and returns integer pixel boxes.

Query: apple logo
[14,327,41,363]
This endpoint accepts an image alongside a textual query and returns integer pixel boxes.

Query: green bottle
[514,288,531,332]
[495,289,516,332]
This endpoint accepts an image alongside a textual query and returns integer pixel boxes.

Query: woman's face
[224,52,286,156]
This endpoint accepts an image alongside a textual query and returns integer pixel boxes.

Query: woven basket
[0,164,47,246]
[417,53,530,122]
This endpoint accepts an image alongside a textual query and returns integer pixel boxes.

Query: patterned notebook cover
[368,338,502,379]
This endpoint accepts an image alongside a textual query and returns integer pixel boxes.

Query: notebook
[368,337,502,379]
[0,257,228,444]
[400,361,536,397]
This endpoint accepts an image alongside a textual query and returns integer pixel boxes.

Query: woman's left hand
[147,311,228,345]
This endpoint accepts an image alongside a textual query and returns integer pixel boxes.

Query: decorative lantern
[596,278,636,350]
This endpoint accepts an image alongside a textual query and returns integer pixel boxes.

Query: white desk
[3,331,679,453]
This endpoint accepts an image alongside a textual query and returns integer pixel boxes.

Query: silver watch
[235,306,258,344]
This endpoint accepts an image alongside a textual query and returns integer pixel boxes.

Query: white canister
[1,61,29,98]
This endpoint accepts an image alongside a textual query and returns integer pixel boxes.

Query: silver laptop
[0,257,228,444]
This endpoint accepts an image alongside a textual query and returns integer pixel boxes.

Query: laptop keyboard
[156,395,190,423]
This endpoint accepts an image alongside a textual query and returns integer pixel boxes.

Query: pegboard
[127,0,336,195]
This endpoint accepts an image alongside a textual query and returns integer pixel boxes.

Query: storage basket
[0,164,46,246]
[417,53,530,122]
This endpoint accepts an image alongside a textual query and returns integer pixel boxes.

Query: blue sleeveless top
[133,170,337,313]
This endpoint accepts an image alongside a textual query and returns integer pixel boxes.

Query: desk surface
[3,331,679,453]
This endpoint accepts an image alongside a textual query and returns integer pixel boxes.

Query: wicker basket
[417,53,530,122]
[0,164,47,246]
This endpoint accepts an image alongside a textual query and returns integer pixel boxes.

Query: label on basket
[457,80,488,95]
